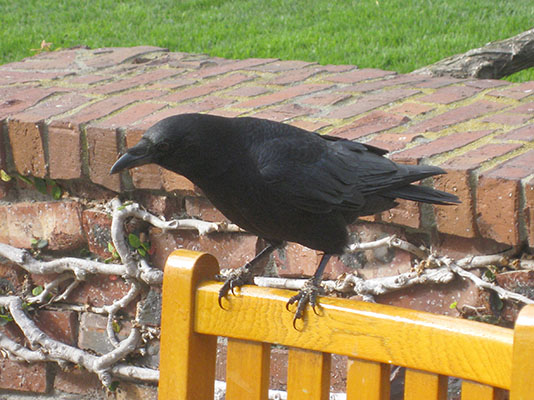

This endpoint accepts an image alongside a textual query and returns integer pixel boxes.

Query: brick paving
[0,46,532,247]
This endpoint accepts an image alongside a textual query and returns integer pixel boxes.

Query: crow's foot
[286,279,322,329]
[216,267,254,308]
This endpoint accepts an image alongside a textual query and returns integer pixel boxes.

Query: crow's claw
[286,279,322,329]
[217,266,253,309]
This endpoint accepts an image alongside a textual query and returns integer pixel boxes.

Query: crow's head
[110,113,216,176]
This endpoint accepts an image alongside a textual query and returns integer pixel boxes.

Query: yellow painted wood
[226,338,270,400]
[510,305,534,400]
[287,348,331,400]
[158,250,220,400]
[346,358,390,400]
[193,282,513,388]
[461,381,506,400]
[404,369,447,400]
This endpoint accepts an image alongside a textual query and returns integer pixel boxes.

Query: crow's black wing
[255,134,402,214]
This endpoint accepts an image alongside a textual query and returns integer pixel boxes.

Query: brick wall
[0,46,533,398]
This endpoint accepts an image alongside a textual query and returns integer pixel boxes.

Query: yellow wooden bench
[158,250,534,400]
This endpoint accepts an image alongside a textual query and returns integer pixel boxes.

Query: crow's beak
[110,148,152,175]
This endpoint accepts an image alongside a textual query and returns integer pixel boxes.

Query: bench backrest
[158,250,534,400]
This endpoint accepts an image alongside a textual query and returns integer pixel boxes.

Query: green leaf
[117,201,133,211]
[33,239,48,249]
[32,285,44,296]
[449,301,457,309]
[17,174,33,185]
[112,321,121,333]
[51,184,62,200]
[137,247,146,257]
[0,169,12,182]
[107,381,120,392]
[128,233,141,249]
[107,242,115,253]
[34,177,47,194]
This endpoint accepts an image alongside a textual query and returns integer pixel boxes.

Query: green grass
[1,0,533,81]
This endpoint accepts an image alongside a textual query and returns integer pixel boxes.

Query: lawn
[1,0,533,81]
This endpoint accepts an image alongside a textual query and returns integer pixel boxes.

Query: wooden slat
[287,348,331,400]
[346,358,390,400]
[158,251,220,400]
[226,338,270,400]
[404,369,447,400]
[511,305,534,400]
[461,381,506,400]
[193,282,513,388]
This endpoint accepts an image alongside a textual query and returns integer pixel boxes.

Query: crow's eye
[156,142,170,153]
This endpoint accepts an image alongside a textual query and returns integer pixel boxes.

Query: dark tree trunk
[413,28,534,79]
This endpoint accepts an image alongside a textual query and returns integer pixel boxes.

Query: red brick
[133,97,235,130]
[289,120,331,132]
[149,229,258,270]
[324,68,395,83]
[158,73,253,103]
[236,84,332,109]
[441,143,522,170]
[0,201,85,250]
[82,209,113,259]
[381,198,421,229]
[184,196,230,223]
[123,128,164,190]
[0,359,48,393]
[65,74,112,85]
[147,76,196,90]
[268,67,325,85]
[78,312,133,353]
[273,243,321,277]
[158,169,195,193]
[54,366,102,394]
[251,103,316,122]
[48,124,82,179]
[0,70,71,85]
[497,125,534,141]
[509,102,534,114]
[53,90,162,127]
[187,58,277,78]
[367,132,423,152]
[299,92,351,106]
[418,85,480,104]
[85,126,121,191]
[485,150,534,180]
[247,60,315,73]
[481,113,532,125]
[525,178,534,248]
[433,169,476,237]
[69,276,133,309]
[89,68,182,94]
[393,130,493,163]
[464,79,510,89]
[224,86,270,98]
[329,110,410,139]
[414,76,462,88]
[83,46,165,69]
[326,88,420,119]
[11,92,91,123]
[476,174,520,245]
[409,100,507,132]
[389,102,435,117]
[208,108,245,118]
[7,120,47,177]
[488,81,534,100]
[34,310,78,346]
[494,271,534,322]
[94,102,166,130]
[5,48,78,70]
[0,261,27,294]
[340,74,429,93]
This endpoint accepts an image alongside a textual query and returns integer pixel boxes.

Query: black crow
[110,113,459,325]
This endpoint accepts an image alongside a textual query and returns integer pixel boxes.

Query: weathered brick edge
[1,46,532,247]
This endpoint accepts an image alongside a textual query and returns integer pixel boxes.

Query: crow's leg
[286,254,332,328]
[217,241,280,307]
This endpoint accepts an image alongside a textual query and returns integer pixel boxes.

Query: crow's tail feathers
[388,184,460,205]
